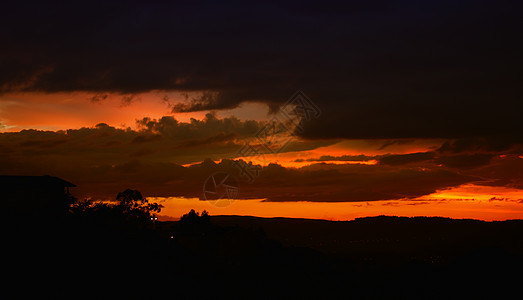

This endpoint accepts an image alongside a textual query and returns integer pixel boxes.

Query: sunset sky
[1,0,522,220]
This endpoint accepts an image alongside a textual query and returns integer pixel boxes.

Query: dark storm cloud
[375,151,498,170]
[434,153,496,170]
[1,1,522,140]
[135,113,260,140]
[0,114,265,172]
[464,155,523,190]
[378,140,416,150]
[437,137,523,154]
[0,141,481,201]
[1,116,520,201]
[0,114,335,199]
[256,164,478,202]
[187,161,478,203]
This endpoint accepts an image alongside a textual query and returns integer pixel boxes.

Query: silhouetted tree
[201,210,210,223]
[117,188,144,206]
[179,209,211,233]
[69,189,162,228]
[114,188,162,222]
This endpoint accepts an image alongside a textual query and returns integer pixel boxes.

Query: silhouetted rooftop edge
[0,175,76,187]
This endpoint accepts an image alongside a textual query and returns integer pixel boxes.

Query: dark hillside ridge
[209,215,523,263]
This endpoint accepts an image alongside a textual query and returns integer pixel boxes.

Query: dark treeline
[4,190,523,299]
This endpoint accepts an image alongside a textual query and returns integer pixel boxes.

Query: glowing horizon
[148,183,523,222]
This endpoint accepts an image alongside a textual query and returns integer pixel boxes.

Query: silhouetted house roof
[0,175,76,214]
[0,175,76,188]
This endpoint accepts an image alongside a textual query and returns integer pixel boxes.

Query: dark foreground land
[5,209,523,299]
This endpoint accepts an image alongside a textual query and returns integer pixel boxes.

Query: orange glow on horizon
[150,184,523,222]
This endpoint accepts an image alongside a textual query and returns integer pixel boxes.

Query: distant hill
[209,215,523,264]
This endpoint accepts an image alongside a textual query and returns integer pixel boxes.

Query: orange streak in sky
[0,92,207,131]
